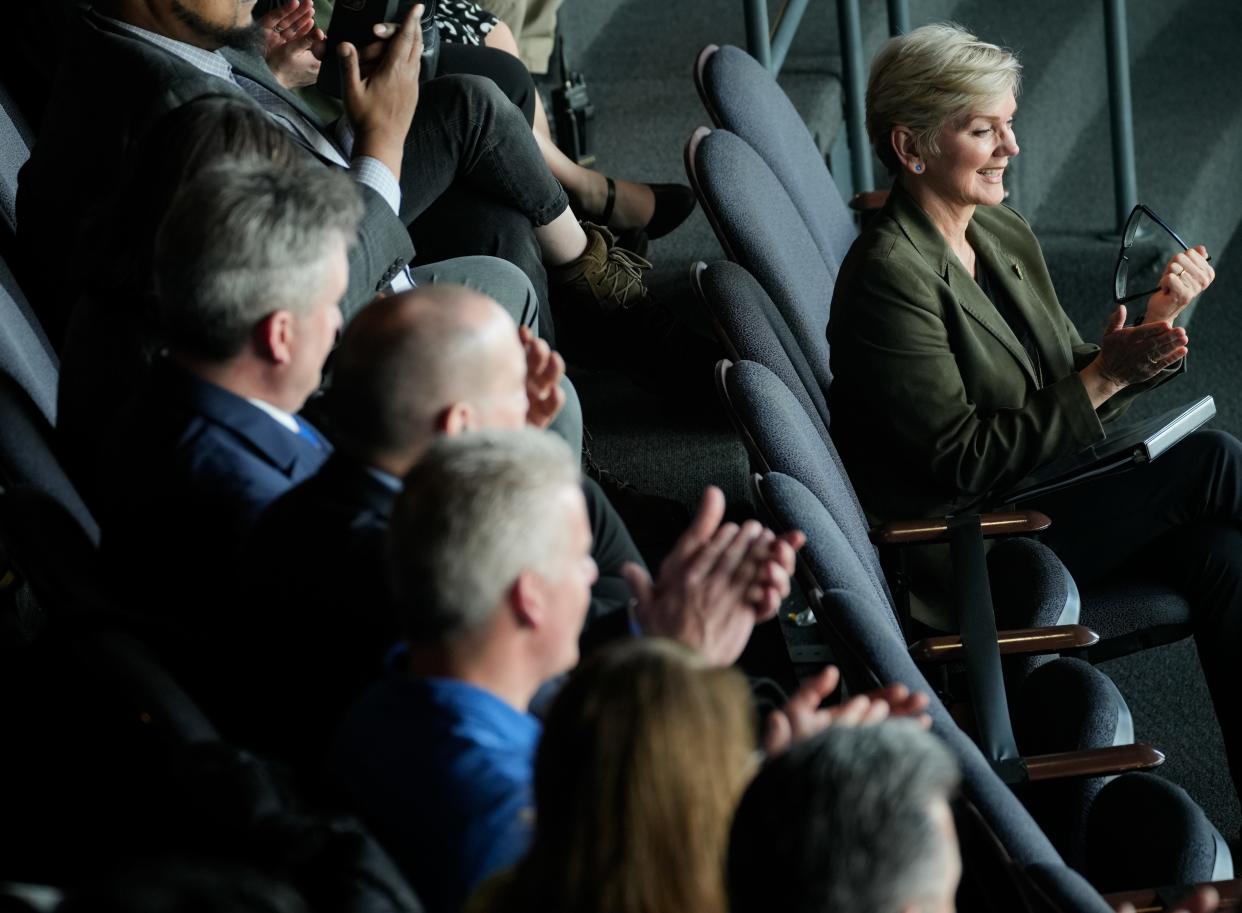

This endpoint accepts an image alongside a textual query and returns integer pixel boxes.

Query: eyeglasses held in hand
[1114,203,1211,305]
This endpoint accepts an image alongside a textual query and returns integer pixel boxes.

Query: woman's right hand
[1080,304,1188,408]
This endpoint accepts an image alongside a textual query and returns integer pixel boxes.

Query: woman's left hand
[1144,244,1215,326]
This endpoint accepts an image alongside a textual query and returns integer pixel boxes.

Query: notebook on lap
[1001,395,1216,504]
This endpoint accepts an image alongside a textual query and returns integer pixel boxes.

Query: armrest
[873,511,1051,546]
[909,624,1099,664]
[849,189,890,212]
[1024,744,1164,783]
[1105,879,1242,911]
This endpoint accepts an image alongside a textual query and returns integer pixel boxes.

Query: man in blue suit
[233,283,624,765]
[99,158,359,718]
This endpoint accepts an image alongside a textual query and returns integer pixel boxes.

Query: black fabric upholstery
[0,256,58,424]
[725,359,892,610]
[758,469,1217,909]
[691,129,835,395]
[989,537,1078,631]
[0,370,94,542]
[1079,580,1194,662]
[0,81,32,241]
[0,369,102,617]
[696,44,857,275]
[1014,657,1131,869]
[758,470,1076,874]
[72,629,219,744]
[697,260,833,438]
[1086,772,1230,892]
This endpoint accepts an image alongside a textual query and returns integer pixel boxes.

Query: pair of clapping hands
[1096,245,1215,392]
[260,0,325,89]
[626,486,929,754]
[521,328,930,752]
[262,0,427,90]
[261,0,428,181]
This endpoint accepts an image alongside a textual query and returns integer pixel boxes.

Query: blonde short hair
[866,23,1022,172]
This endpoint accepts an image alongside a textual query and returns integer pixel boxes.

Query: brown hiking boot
[548,222,653,313]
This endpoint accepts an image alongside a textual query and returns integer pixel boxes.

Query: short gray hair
[866,22,1022,173]
[154,160,362,360]
[729,720,961,913]
[389,428,582,645]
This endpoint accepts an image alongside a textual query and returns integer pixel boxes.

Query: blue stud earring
[913,162,924,173]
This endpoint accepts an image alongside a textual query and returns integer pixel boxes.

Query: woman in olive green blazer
[826,23,1242,797]
[827,26,1211,525]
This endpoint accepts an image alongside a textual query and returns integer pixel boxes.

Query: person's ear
[510,570,544,630]
[439,401,476,437]
[257,310,296,364]
[891,126,924,175]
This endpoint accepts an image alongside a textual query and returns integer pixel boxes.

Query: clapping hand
[621,487,804,667]
[1096,304,1189,388]
[763,666,932,755]
[261,0,325,89]
[1144,245,1215,327]
[518,326,566,429]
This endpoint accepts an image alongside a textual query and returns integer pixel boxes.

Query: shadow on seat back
[694,43,857,274]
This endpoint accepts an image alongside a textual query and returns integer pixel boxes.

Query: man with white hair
[728,721,962,913]
[332,429,798,912]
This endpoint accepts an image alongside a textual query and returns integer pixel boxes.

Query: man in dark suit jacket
[100,160,357,721]
[237,282,635,765]
[17,0,641,344]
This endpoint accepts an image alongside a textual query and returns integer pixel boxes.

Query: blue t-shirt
[333,664,541,912]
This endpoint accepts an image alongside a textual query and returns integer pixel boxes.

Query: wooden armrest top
[909,624,1098,664]
[849,189,890,211]
[1025,743,1164,783]
[1105,879,1242,911]
[873,511,1052,546]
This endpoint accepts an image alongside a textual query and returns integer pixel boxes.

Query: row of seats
[683,43,1234,907]
[0,27,1234,913]
[0,57,432,909]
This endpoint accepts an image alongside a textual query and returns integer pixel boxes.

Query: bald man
[233,285,640,765]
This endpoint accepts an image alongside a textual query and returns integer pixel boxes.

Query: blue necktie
[294,415,324,449]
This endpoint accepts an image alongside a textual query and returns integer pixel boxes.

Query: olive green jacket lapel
[886,184,1072,388]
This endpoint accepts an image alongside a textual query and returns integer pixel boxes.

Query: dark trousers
[1029,429,1242,795]
[395,72,566,338]
[581,475,646,649]
[437,43,538,126]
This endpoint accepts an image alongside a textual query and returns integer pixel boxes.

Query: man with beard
[17,0,653,346]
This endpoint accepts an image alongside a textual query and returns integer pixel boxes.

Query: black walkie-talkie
[316,0,440,98]
[550,35,595,167]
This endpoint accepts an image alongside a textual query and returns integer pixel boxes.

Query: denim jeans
[398,73,567,339]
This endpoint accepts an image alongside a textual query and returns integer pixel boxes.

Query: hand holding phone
[316,0,440,97]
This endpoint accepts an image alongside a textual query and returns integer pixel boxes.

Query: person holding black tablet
[827,24,1242,802]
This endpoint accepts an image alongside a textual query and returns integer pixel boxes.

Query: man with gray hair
[100,158,359,705]
[236,284,794,766]
[728,720,962,913]
[332,428,799,912]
